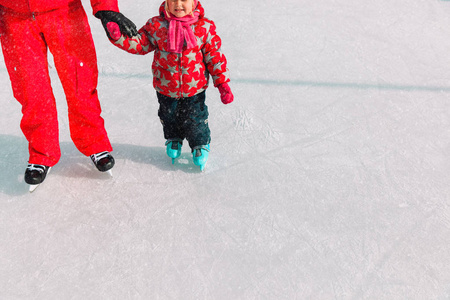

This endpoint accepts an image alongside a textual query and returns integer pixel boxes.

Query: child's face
[167,0,194,18]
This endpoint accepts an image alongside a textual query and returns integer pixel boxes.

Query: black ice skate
[25,164,51,192]
[90,151,115,175]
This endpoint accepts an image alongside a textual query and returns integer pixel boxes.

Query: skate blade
[28,167,51,193]
[107,170,113,177]
[29,184,40,193]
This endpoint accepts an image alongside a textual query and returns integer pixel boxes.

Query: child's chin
[173,11,189,17]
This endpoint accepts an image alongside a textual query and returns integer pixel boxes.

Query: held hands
[106,22,121,40]
[218,83,234,104]
[95,11,138,39]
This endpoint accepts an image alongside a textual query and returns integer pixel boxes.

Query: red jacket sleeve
[110,26,156,55]
[202,20,230,87]
[90,0,119,15]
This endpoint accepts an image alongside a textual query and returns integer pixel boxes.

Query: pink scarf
[165,9,200,53]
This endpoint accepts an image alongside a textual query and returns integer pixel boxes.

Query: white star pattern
[159,74,171,87]
[128,39,139,51]
[187,78,200,89]
[153,32,164,44]
[195,36,202,46]
[212,62,224,73]
[168,91,179,98]
[159,51,170,61]
[112,15,229,99]
[185,52,197,64]
[201,22,211,33]
[168,65,177,74]
[141,44,150,52]
[193,64,202,74]
[204,52,213,64]
[205,32,213,44]
[182,67,190,75]
[223,73,230,82]
[114,35,126,47]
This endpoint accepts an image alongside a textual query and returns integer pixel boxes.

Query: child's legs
[0,12,61,166]
[179,91,211,149]
[157,93,184,140]
[40,4,112,156]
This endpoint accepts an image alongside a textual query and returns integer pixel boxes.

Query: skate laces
[193,145,210,157]
[165,139,183,149]
[90,151,110,163]
[26,164,47,173]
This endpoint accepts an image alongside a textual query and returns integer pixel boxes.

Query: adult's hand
[95,11,138,38]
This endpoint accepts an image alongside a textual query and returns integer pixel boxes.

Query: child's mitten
[218,83,234,104]
[95,11,138,38]
[106,22,122,40]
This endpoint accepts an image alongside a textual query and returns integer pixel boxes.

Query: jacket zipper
[178,53,183,98]
[27,1,35,20]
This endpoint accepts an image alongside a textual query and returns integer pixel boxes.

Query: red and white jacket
[111,2,230,98]
[0,0,118,15]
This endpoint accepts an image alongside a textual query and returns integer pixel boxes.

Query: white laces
[26,164,46,173]
[90,151,109,163]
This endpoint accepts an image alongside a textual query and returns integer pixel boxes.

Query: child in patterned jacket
[105,0,233,170]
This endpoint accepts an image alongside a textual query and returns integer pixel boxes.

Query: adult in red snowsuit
[0,0,136,180]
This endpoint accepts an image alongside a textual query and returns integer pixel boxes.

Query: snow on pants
[157,91,211,149]
[0,4,112,167]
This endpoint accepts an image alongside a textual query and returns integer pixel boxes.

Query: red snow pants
[0,3,112,167]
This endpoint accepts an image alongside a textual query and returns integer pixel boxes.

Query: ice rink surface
[1,0,450,298]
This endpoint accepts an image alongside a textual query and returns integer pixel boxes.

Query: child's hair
[165,0,198,17]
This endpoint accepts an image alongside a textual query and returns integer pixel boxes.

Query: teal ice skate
[166,139,183,164]
[192,144,210,171]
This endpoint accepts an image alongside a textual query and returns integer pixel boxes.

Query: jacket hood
[159,1,205,19]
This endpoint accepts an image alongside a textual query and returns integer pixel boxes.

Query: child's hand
[106,22,122,40]
[218,83,234,104]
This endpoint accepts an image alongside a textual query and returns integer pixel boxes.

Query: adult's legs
[0,11,61,166]
[39,4,112,156]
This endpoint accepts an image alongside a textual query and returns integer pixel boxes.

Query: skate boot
[25,164,51,192]
[25,164,50,185]
[192,144,210,171]
[166,139,183,164]
[90,151,115,174]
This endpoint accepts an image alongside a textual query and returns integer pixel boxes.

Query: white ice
[1,0,450,298]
